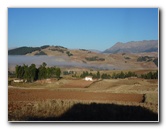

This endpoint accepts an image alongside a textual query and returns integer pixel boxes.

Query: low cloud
[8,55,116,70]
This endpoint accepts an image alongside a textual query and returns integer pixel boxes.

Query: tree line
[111,71,137,79]
[80,71,110,79]
[15,62,61,82]
[141,71,158,79]
[80,71,158,79]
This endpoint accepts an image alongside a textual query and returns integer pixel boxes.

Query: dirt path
[8,88,143,103]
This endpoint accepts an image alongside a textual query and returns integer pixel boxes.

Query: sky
[8,8,158,51]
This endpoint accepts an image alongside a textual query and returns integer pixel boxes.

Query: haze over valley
[8,40,158,71]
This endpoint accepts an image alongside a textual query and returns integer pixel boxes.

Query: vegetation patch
[63,71,75,75]
[15,62,61,82]
[8,45,50,55]
[137,56,154,62]
[49,46,67,53]
[140,71,158,79]
[80,71,101,79]
[85,56,105,61]
[40,45,50,49]
[124,57,130,60]
[137,56,158,67]
[66,51,73,56]
[35,51,47,55]
[8,47,41,55]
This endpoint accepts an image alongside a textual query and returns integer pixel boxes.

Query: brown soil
[61,80,93,88]
[8,88,143,103]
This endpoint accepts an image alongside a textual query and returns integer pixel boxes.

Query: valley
[8,40,159,121]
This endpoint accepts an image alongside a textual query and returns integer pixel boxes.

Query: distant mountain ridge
[103,40,158,53]
[8,40,158,55]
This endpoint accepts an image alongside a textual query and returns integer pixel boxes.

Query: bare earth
[8,88,143,102]
[8,78,158,121]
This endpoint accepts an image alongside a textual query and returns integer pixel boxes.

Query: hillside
[8,45,50,55]
[103,40,158,53]
[8,43,158,70]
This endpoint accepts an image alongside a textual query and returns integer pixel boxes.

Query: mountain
[103,40,158,53]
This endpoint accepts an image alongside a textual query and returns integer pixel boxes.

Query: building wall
[13,79,24,83]
[85,77,93,81]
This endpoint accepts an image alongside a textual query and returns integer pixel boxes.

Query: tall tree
[55,68,61,79]
[29,64,36,82]
[15,65,19,78]
[97,71,100,79]
[38,63,47,80]
[23,64,29,80]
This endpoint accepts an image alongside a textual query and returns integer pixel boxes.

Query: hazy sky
[8,8,158,51]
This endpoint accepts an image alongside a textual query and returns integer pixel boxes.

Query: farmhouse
[85,76,93,81]
[13,79,24,83]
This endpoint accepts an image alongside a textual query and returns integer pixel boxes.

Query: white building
[85,76,93,81]
[13,79,24,83]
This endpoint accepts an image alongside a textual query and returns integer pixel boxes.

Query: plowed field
[8,88,143,102]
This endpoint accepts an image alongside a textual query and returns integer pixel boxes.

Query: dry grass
[145,93,158,104]
[8,77,158,121]
[8,100,74,121]
[8,99,158,121]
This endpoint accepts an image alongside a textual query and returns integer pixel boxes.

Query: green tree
[111,72,116,79]
[46,67,51,78]
[23,64,29,80]
[29,64,36,82]
[15,65,19,78]
[38,62,47,79]
[42,62,47,67]
[55,68,61,79]
[119,71,125,78]
[97,71,100,79]
[18,66,24,79]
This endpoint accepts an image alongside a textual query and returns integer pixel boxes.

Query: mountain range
[8,40,158,55]
[103,40,158,53]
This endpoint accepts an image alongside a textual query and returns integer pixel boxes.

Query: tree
[101,73,111,79]
[14,63,62,82]
[18,66,24,79]
[119,71,125,78]
[46,67,51,78]
[55,68,61,79]
[111,72,116,79]
[15,65,19,78]
[29,64,36,82]
[23,64,29,80]
[38,63,47,80]
[42,62,47,67]
[97,71,100,79]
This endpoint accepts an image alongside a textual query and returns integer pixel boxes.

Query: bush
[35,51,47,55]
[85,56,105,61]
[66,51,73,56]
[137,56,153,62]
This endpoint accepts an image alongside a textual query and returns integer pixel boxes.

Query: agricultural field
[8,75,158,121]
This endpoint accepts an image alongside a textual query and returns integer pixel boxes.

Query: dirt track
[8,88,143,103]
